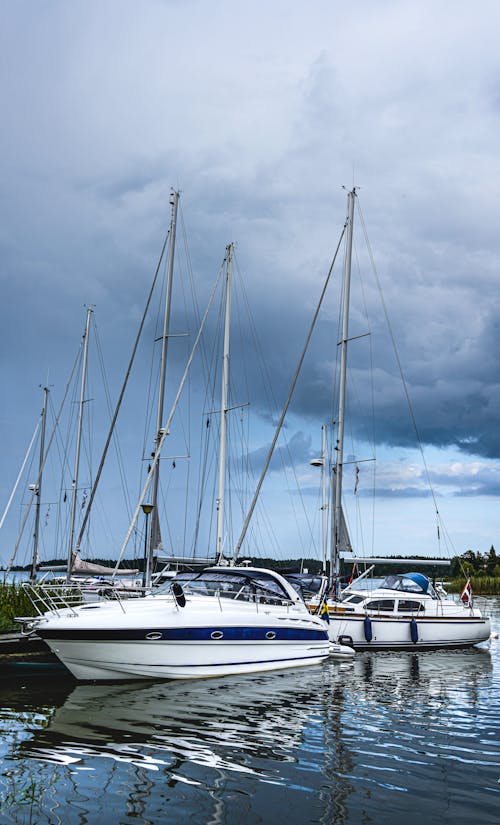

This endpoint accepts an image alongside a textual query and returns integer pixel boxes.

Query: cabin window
[397,600,423,612]
[342,594,364,604]
[285,574,323,598]
[366,599,395,612]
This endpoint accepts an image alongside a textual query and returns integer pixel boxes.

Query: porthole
[211,630,223,640]
[145,632,162,641]
[266,631,276,640]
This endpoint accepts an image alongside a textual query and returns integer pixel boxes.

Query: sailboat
[0,385,49,581]
[16,225,330,681]
[2,312,134,585]
[320,189,491,650]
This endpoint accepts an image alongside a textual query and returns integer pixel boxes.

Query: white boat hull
[35,591,330,681]
[41,636,329,681]
[327,612,491,650]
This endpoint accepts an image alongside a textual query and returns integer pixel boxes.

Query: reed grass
[446,576,500,595]
[0,583,35,632]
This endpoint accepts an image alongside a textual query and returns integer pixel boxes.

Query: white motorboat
[18,566,330,681]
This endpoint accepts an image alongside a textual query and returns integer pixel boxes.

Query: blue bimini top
[382,572,431,594]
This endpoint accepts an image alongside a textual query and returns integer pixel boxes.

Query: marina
[2,6,500,825]
[0,596,498,824]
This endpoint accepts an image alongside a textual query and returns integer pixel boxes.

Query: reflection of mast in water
[409,653,420,683]
[128,764,155,822]
[316,647,493,825]
[319,682,355,825]
[350,648,491,708]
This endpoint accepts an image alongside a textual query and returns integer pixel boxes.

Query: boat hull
[39,635,329,680]
[35,593,331,681]
[327,613,491,650]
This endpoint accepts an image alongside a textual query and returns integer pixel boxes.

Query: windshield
[159,569,294,605]
[284,574,324,600]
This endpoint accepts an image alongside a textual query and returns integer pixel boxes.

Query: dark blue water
[0,597,498,825]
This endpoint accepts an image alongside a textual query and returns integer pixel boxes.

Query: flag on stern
[320,601,330,623]
[460,577,473,607]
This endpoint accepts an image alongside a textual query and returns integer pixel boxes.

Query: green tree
[486,545,497,575]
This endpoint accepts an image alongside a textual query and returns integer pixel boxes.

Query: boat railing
[212,587,294,610]
[231,589,295,608]
[20,579,129,618]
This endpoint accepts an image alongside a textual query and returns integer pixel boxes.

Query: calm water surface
[0,597,498,825]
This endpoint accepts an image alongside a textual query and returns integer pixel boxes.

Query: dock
[0,632,50,656]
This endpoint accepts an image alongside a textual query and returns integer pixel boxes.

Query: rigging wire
[356,198,456,558]
[74,224,172,557]
[190,253,227,557]
[340,235,377,560]
[234,222,347,560]
[6,343,81,573]
[0,417,41,532]
[232,255,316,559]
[113,251,226,570]
[92,318,134,521]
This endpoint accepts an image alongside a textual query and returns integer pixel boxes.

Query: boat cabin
[163,568,301,606]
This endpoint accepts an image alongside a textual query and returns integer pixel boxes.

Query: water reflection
[0,633,497,825]
[324,646,495,821]
[350,646,492,697]
[16,669,331,775]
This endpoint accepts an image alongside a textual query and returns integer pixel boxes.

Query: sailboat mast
[67,306,93,579]
[320,424,328,575]
[30,386,49,581]
[215,244,233,564]
[331,188,355,588]
[147,190,179,586]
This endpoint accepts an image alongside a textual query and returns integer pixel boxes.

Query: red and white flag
[460,577,473,607]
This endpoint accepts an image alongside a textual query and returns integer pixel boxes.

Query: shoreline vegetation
[1,547,498,632]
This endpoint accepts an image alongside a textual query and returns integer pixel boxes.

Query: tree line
[3,547,499,580]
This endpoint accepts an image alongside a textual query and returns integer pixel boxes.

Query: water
[0,598,499,825]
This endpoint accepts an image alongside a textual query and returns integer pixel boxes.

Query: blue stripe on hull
[39,626,328,642]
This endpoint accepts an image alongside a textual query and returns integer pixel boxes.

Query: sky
[1,0,500,569]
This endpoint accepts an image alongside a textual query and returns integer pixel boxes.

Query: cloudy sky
[1,0,500,570]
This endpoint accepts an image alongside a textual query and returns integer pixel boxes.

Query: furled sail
[70,552,139,577]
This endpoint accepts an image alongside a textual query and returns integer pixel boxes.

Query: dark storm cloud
[2,1,500,559]
[246,430,314,476]
[430,464,500,498]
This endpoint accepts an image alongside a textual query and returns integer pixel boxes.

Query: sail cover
[70,552,139,577]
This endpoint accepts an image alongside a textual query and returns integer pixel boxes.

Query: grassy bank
[446,577,500,596]
[0,584,36,632]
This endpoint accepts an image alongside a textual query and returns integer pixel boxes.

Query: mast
[147,190,179,587]
[215,244,233,564]
[310,423,328,575]
[320,424,328,575]
[330,188,355,591]
[67,306,93,579]
[30,386,49,581]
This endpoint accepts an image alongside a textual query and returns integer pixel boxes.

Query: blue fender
[410,618,418,644]
[363,615,373,642]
